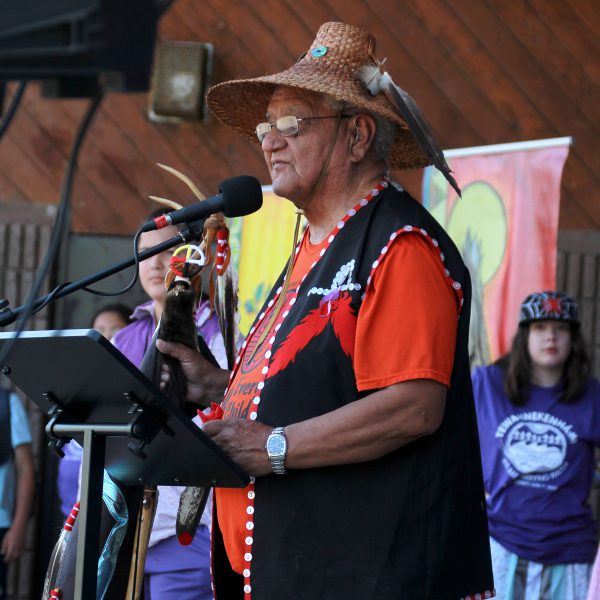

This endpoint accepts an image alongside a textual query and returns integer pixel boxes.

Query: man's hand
[156,339,230,406]
[203,419,274,476]
[1,523,26,562]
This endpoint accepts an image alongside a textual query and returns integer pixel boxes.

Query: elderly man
[159,22,494,600]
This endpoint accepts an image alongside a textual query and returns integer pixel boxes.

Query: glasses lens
[277,116,299,137]
[256,122,271,142]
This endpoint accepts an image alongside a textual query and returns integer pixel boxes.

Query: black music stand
[0,329,249,600]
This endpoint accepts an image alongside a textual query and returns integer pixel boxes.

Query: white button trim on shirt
[363,225,465,319]
[220,178,389,600]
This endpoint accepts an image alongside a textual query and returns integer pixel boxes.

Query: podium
[0,329,249,600]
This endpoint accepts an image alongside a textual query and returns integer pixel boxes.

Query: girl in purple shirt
[472,291,600,600]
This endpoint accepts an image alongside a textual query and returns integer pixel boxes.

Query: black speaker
[0,0,161,95]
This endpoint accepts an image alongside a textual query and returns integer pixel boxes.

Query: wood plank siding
[0,202,55,600]
[0,0,597,235]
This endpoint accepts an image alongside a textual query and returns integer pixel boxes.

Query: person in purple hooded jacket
[472,290,600,600]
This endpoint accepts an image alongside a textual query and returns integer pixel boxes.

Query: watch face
[267,434,286,455]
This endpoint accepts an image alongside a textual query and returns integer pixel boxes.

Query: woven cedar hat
[206,22,432,171]
[519,291,579,325]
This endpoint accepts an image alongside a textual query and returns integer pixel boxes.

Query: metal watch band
[268,426,287,475]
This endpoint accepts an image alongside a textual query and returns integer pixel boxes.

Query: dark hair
[90,303,132,328]
[495,322,591,405]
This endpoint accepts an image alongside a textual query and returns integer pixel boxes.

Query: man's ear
[349,114,377,163]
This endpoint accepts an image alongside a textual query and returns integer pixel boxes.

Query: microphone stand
[0,219,205,328]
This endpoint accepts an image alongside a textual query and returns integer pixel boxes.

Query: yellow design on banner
[237,189,297,334]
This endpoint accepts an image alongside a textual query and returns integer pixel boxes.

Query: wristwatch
[265,427,287,475]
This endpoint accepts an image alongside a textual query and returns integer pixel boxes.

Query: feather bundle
[357,61,461,197]
[143,164,243,550]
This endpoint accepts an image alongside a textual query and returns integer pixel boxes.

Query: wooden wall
[0,0,598,235]
[557,230,600,376]
[0,202,55,600]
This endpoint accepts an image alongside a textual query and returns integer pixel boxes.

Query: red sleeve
[354,233,458,391]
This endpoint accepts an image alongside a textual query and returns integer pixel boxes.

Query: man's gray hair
[327,98,396,163]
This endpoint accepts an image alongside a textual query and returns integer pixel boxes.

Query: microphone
[141,175,263,232]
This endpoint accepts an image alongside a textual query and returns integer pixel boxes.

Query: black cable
[0,93,104,368]
[28,282,73,316]
[81,229,144,296]
[0,81,27,140]
[33,227,146,309]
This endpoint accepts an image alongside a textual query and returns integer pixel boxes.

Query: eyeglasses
[255,115,350,143]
